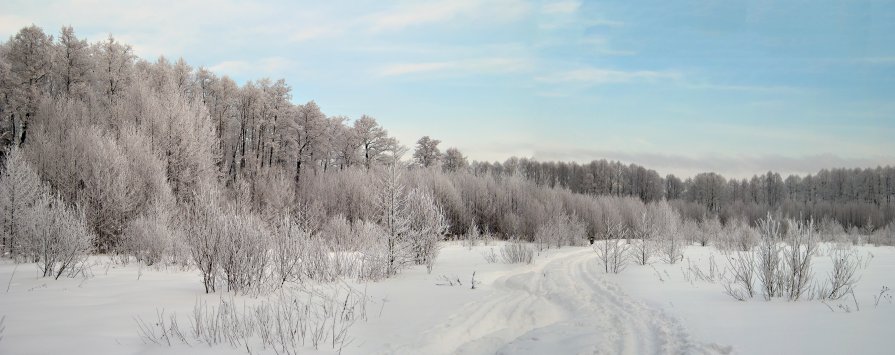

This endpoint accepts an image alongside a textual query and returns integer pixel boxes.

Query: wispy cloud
[378,58,532,77]
[367,0,530,32]
[537,68,681,85]
[541,0,581,14]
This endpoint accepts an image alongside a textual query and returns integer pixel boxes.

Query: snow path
[401,249,731,355]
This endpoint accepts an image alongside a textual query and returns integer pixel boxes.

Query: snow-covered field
[1,242,893,354]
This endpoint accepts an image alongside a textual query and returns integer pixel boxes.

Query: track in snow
[405,249,731,355]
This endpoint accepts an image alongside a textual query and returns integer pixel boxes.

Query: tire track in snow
[405,249,731,355]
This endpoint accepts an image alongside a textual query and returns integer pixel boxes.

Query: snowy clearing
[1,242,893,354]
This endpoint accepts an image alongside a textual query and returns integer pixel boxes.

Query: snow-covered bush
[320,214,353,251]
[26,193,93,279]
[630,210,655,266]
[463,223,481,250]
[698,216,722,247]
[501,238,534,264]
[756,214,784,300]
[723,250,756,301]
[219,211,271,295]
[121,214,171,266]
[653,202,684,264]
[534,212,587,252]
[719,218,757,252]
[272,217,305,285]
[781,219,817,301]
[183,188,224,293]
[355,220,390,281]
[406,188,449,274]
[818,217,845,243]
[818,246,860,300]
[596,217,629,273]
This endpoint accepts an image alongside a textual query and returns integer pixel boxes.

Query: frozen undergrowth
[1,241,893,354]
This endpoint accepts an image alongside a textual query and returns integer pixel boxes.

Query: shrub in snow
[723,250,756,301]
[320,214,353,252]
[781,219,817,301]
[697,215,721,247]
[719,218,757,252]
[120,198,175,266]
[272,217,305,285]
[26,193,94,279]
[653,202,684,264]
[818,246,860,301]
[136,284,369,353]
[756,214,784,300]
[219,211,272,295]
[818,217,845,243]
[183,189,224,293]
[630,210,656,266]
[595,217,629,273]
[464,223,481,250]
[534,212,588,252]
[501,238,534,264]
[406,188,449,274]
[355,220,390,281]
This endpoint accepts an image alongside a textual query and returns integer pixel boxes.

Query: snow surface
[0,242,893,354]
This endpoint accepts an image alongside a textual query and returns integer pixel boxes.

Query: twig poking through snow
[6,264,16,292]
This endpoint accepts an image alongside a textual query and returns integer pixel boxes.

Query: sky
[2,0,894,178]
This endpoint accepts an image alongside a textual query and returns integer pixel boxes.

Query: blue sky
[3,0,894,178]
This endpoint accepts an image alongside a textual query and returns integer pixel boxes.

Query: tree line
[0,25,892,287]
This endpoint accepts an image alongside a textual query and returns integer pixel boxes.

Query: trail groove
[404,249,730,354]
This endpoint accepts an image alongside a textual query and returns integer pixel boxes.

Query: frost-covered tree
[375,163,412,276]
[3,25,53,146]
[442,147,468,173]
[353,115,390,170]
[413,136,441,168]
[92,35,134,108]
[51,26,90,99]
[286,100,326,180]
[0,146,46,257]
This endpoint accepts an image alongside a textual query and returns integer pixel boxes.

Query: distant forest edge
[474,159,895,230]
[0,25,892,258]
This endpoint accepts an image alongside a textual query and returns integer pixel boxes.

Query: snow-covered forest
[1,25,894,355]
